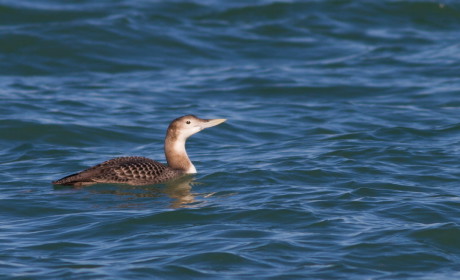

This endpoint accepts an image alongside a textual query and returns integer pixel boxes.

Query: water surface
[1,0,460,279]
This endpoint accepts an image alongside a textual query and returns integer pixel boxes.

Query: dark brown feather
[52,156,183,186]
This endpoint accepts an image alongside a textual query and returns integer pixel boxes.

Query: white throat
[186,163,197,174]
[165,135,197,173]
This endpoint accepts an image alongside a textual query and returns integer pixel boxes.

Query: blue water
[1,0,460,279]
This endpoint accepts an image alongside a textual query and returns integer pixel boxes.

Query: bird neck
[164,132,196,173]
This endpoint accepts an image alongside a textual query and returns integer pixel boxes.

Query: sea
[1,0,460,279]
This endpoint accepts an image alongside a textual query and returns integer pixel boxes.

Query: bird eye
[186,121,191,124]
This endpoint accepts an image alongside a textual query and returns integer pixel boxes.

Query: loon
[52,115,226,186]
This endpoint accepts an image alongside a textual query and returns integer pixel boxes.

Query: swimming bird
[52,115,226,186]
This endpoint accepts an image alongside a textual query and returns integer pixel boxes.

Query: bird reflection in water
[55,175,209,209]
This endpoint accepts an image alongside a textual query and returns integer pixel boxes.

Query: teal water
[2,0,460,279]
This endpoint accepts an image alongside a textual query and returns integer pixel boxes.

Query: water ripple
[1,0,460,279]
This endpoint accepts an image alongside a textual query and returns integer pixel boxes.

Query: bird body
[52,115,226,186]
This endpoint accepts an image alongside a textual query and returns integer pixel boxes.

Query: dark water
[2,0,460,278]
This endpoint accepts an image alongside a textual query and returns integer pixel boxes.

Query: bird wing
[53,156,182,186]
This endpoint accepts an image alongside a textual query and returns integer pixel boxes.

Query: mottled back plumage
[52,156,183,186]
